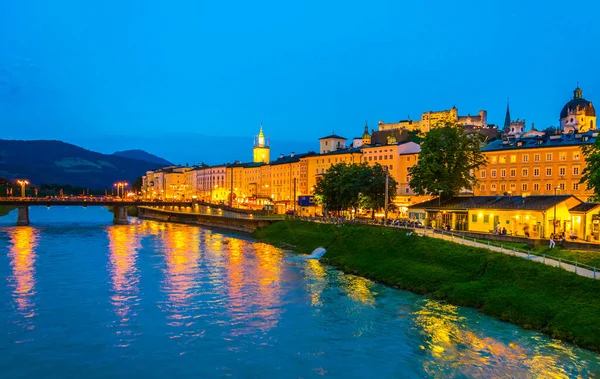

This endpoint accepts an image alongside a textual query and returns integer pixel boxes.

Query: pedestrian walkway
[419,228,598,280]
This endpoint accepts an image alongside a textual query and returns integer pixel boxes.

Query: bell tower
[253,124,270,163]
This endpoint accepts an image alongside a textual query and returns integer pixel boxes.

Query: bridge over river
[0,199,278,228]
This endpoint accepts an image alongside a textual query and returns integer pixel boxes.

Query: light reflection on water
[7,227,38,331]
[0,207,599,378]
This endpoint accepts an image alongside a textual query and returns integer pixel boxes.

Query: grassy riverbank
[0,206,15,217]
[253,220,600,352]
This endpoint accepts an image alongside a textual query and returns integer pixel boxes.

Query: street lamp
[16,180,29,199]
[553,185,561,235]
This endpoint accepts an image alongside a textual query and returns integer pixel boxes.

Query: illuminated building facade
[378,106,488,133]
[475,87,597,200]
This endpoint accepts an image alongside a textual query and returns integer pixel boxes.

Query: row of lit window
[480,182,579,192]
[480,166,580,178]
[489,151,580,164]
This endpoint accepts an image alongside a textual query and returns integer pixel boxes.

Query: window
[574,152,580,160]
[573,183,579,191]
[480,170,486,178]
[405,187,410,194]
[533,183,539,191]
[510,155,517,163]
[499,156,507,163]
[483,215,490,223]
[491,184,497,191]
[573,166,580,175]
[389,165,393,170]
[559,183,565,190]
[501,169,506,178]
[522,183,528,191]
[546,168,552,176]
[481,184,486,192]
[534,154,540,162]
[510,169,516,177]
[546,153,553,161]
[522,154,529,162]
[522,168,529,177]
[491,170,497,178]
[533,168,540,176]
[546,183,552,191]
[471,214,478,223]
[510,183,516,190]
[369,156,372,161]
[500,184,506,191]
[559,167,566,176]
[491,156,497,164]
[560,152,566,161]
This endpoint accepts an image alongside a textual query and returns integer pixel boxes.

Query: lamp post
[437,189,443,207]
[384,166,389,221]
[16,180,29,199]
[553,186,560,235]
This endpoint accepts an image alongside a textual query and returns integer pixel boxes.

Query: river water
[0,207,598,378]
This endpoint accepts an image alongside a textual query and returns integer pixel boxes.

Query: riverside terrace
[0,198,273,226]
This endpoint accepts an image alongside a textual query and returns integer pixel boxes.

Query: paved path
[418,228,598,280]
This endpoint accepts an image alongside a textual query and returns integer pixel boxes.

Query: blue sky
[1,0,599,164]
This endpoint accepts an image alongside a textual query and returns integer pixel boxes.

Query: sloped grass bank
[252,220,600,352]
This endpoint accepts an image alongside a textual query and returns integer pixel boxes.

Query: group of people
[494,223,508,235]
[549,232,566,248]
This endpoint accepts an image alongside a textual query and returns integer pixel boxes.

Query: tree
[409,123,487,198]
[314,162,397,217]
[132,176,143,192]
[580,139,600,202]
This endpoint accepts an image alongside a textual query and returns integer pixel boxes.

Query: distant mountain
[0,139,164,189]
[113,149,172,166]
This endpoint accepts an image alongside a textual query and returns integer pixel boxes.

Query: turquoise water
[0,207,599,378]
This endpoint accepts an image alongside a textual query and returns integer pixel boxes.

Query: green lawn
[253,220,600,353]
[455,236,600,269]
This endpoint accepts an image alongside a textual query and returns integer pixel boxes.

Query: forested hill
[113,149,172,166]
[0,139,163,189]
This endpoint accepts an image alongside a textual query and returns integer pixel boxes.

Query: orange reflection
[340,274,376,305]
[304,259,327,306]
[7,227,38,326]
[107,225,140,320]
[415,299,573,377]
[224,241,283,335]
[162,224,200,327]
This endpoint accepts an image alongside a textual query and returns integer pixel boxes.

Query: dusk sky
[1,0,599,165]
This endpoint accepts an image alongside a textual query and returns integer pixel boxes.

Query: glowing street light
[113,182,128,198]
[16,180,29,199]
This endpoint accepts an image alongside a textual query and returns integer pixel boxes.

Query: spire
[258,123,264,137]
[574,84,583,99]
[503,99,511,129]
[364,120,369,134]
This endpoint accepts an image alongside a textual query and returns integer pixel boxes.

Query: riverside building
[475,86,597,200]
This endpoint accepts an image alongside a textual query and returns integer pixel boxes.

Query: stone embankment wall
[137,206,274,233]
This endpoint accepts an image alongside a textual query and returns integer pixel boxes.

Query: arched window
[592,120,595,129]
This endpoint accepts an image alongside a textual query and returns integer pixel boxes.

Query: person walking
[549,233,556,249]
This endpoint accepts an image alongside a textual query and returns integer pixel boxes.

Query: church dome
[560,87,595,119]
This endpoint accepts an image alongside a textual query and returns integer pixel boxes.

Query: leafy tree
[580,139,600,202]
[314,162,397,217]
[132,176,143,192]
[409,123,487,198]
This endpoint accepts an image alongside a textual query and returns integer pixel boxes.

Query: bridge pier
[113,206,129,225]
[17,206,30,226]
